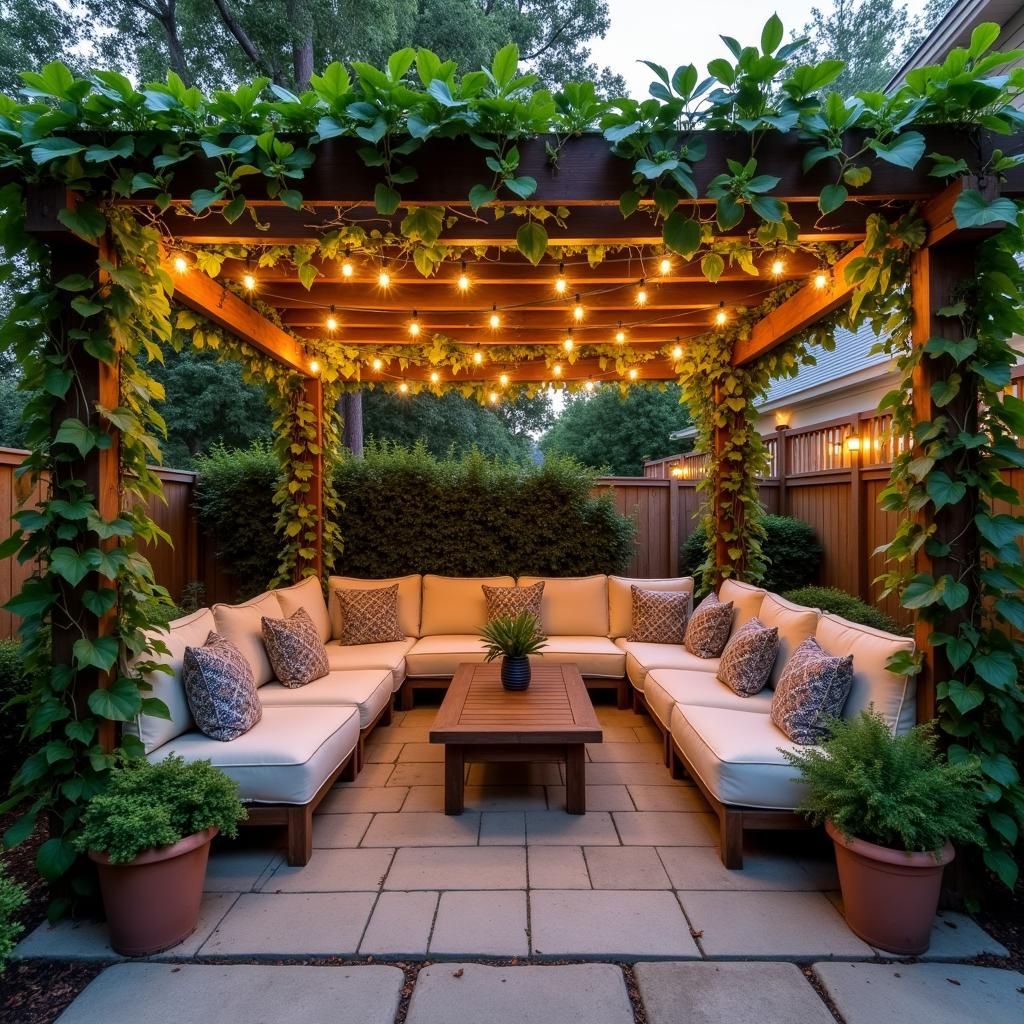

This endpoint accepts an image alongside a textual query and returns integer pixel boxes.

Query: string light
[430,371,440,384]
[489,391,499,404]
[636,279,647,306]
[814,269,829,289]
[770,244,785,278]
[573,294,584,321]
[325,305,338,332]
[714,301,728,327]
[555,261,567,294]
[398,381,409,394]
[563,329,574,352]
[409,311,421,337]
[341,249,353,278]
[372,357,383,371]
[242,272,256,291]
[615,322,625,345]
[553,363,562,376]
[628,368,639,380]
[457,259,470,292]
[172,255,188,274]
[499,373,509,387]
[309,359,320,374]
[489,304,501,329]
[671,338,683,359]
[378,268,391,288]
[473,350,483,365]
[659,256,672,275]
[585,379,595,392]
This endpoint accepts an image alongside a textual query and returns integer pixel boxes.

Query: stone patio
[13,702,1019,1023]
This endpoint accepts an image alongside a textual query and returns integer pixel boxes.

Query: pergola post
[298,375,325,580]
[908,240,979,723]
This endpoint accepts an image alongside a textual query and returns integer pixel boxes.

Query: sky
[589,0,933,98]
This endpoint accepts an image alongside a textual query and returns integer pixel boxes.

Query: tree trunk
[155,1,192,87]
[293,33,314,90]
[341,390,364,457]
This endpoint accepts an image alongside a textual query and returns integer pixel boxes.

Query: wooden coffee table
[429,662,602,815]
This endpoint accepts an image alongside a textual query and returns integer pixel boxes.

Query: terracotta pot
[826,819,953,955]
[89,827,217,956]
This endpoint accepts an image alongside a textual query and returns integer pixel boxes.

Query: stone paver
[365,743,402,763]
[359,891,439,956]
[530,890,700,958]
[584,846,671,889]
[404,785,547,812]
[14,893,236,961]
[658,846,828,891]
[398,742,445,762]
[369,725,431,744]
[338,762,394,787]
[614,811,719,846]
[55,963,404,1024]
[199,892,376,956]
[387,763,448,787]
[406,963,634,1024]
[312,811,372,848]
[429,891,529,956]
[628,784,707,811]
[467,762,563,786]
[480,811,526,845]
[587,742,663,763]
[585,762,676,786]
[525,810,620,845]
[813,962,1024,1024]
[321,785,409,813]
[600,726,641,742]
[385,847,526,890]
[527,847,591,889]
[912,911,1008,960]
[636,961,835,1024]
[263,848,394,892]
[683,891,874,958]
[361,811,480,847]
[204,849,281,892]
[546,784,635,811]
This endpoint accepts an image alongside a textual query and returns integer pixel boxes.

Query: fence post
[668,477,680,576]
[849,413,866,601]
[775,425,788,515]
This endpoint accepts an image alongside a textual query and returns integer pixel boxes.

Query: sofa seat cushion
[147,705,360,806]
[535,636,625,678]
[517,575,610,636]
[405,635,490,678]
[259,669,392,728]
[325,638,415,690]
[671,704,811,811]
[645,669,773,731]
[623,642,720,691]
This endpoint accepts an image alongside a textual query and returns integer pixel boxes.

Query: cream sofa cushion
[212,591,283,687]
[645,668,773,730]
[758,593,820,687]
[622,641,720,691]
[325,638,415,689]
[518,575,609,636]
[420,576,514,636]
[123,608,213,754]
[718,579,767,630]
[607,576,693,638]
[274,576,331,644]
[147,705,359,805]
[671,704,811,811]
[260,668,392,728]
[535,636,625,678]
[329,574,422,639]
[405,634,490,677]
[815,613,916,734]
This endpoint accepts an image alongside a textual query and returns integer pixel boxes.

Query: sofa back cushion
[517,575,609,636]
[758,593,820,687]
[212,590,283,686]
[607,576,693,638]
[420,575,514,635]
[718,579,767,630]
[123,608,213,754]
[274,576,331,643]
[329,575,422,639]
[815,612,917,734]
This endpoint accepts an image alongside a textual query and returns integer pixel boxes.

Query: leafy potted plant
[77,755,246,956]
[783,710,983,955]
[481,611,547,690]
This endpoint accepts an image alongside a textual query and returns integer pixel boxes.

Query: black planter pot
[501,656,531,690]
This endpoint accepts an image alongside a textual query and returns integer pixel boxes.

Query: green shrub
[783,711,984,854]
[681,515,822,593]
[76,756,246,864]
[0,864,26,973]
[0,639,36,790]
[782,586,901,634]
[332,442,636,577]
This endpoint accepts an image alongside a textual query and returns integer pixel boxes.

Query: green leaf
[298,262,318,290]
[983,849,1019,890]
[980,753,1019,786]
[30,137,86,164]
[87,677,143,721]
[492,43,519,89]
[374,184,401,216]
[901,574,945,610]
[73,636,119,672]
[930,375,960,407]
[946,681,984,715]
[761,13,784,54]
[516,221,548,266]
[750,195,784,222]
[952,189,1018,229]
[974,651,1018,689]
[53,418,96,456]
[504,175,537,199]
[663,213,701,258]
[190,188,220,213]
[36,837,77,881]
[50,546,97,587]
[842,165,872,187]
[469,184,496,212]
[701,252,725,283]
[987,811,1018,846]
[57,204,107,242]
[818,183,847,215]
[619,189,641,218]
[869,131,925,170]
[926,471,966,510]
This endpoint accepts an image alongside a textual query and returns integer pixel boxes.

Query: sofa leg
[720,808,744,869]
[669,745,686,780]
[617,679,630,710]
[340,751,358,783]
[663,730,672,768]
[631,688,643,715]
[286,805,313,866]
[382,701,394,727]
[400,684,414,712]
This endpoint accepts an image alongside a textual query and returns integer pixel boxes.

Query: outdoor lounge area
[1,7,1023,1024]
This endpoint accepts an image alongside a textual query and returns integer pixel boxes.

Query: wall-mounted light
[846,436,862,452]
[774,409,791,428]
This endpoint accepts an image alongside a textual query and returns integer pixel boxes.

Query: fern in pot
[481,612,547,690]
[783,710,983,956]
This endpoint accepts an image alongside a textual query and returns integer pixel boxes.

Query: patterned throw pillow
[183,632,262,742]
[684,593,734,658]
[482,582,544,622]
[335,585,404,645]
[261,607,329,688]
[770,637,855,745]
[628,586,689,643]
[717,617,779,696]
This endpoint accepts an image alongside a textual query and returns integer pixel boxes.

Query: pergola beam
[362,356,675,384]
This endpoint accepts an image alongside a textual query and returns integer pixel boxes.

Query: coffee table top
[429,662,602,745]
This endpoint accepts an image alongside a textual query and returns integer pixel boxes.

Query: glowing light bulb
[563,335,574,352]
[372,357,383,371]
[457,260,470,292]
[473,350,483,365]
[771,258,785,277]
[430,371,440,384]
[573,295,584,321]
[628,368,638,380]
[326,316,338,332]
[489,305,500,329]
[309,359,320,374]
[659,257,672,275]
[242,273,256,291]
[378,269,391,288]
[489,391,499,404]
[555,262,567,294]
[814,271,828,289]
[715,303,728,327]
[409,312,420,337]
[499,373,509,387]
[672,345,683,359]
[341,260,353,279]
[553,363,562,376]
[398,381,409,394]
[636,280,647,306]
[615,325,625,345]
[585,380,595,392]
[173,255,188,274]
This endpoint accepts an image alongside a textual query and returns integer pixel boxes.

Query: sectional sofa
[126,572,916,869]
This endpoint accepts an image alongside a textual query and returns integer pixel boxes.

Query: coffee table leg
[565,744,586,814]
[444,746,465,815]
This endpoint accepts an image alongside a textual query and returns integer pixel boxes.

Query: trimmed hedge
[783,586,902,634]
[0,639,34,789]
[192,441,636,592]
[681,515,823,593]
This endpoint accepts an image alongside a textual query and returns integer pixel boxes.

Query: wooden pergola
[24,127,1024,735]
